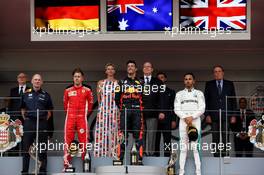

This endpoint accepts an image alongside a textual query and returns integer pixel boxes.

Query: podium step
[96,166,126,175]
[1,156,264,175]
[52,173,96,175]
[128,166,166,175]
[96,166,166,175]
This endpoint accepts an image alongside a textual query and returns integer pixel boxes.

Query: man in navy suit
[230,97,255,157]
[155,72,177,157]
[204,65,237,157]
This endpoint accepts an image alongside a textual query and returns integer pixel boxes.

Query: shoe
[62,167,67,173]
[21,172,30,175]
[38,171,47,175]
[196,169,201,175]
[62,164,74,173]
[179,169,184,175]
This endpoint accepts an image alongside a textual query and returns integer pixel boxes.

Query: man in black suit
[141,62,166,156]
[230,98,255,157]
[204,65,237,157]
[155,72,177,157]
[7,72,30,156]
[8,73,30,121]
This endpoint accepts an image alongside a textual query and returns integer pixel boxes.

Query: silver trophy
[29,144,42,174]
[112,132,124,166]
[249,115,264,151]
[112,149,123,166]
[64,140,81,173]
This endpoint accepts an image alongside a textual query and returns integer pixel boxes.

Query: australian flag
[180,0,247,30]
[107,0,172,31]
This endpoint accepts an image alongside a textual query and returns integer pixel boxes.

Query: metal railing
[0,97,264,174]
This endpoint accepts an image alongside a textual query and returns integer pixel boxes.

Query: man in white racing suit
[174,73,205,175]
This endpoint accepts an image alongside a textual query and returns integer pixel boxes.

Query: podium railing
[0,96,264,174]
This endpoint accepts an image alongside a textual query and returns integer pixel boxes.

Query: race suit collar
[184,87,194,92]
[74,85,83,89]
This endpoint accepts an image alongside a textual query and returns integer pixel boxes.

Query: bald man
[21,74,53,175]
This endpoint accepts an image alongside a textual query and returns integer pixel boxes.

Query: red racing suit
[63,85,93,167]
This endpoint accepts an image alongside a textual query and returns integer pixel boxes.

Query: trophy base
[167,167,175,175]
[131,161,143,166]
[130,159,143,166]
[64,167,75,173]
[113,160,123,166]
[138,160,143,166]
[83,161,91,172]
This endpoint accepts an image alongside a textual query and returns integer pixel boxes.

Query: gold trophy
[64,140,80,173]
[167,150,177,175]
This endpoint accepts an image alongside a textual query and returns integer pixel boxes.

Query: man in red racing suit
[63,68,93,169]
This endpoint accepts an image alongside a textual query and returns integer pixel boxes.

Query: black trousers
[211,121,229,157]
[155,120,171,157]
[119,108,144,161]
[22,118,48,174]
[234,136,253,157]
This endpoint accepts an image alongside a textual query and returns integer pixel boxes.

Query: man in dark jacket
[155,72,177,157]
[230,97,255,157]
[21,74,53,175]
[7,72,30,156]
[204,65,237,157]
[141,62,165,156]
[8,73,30,122]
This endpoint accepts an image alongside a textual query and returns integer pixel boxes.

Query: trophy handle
[29,144,42,173]
[167,151,177,168]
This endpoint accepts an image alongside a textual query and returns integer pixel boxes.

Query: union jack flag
[180,0,247,30]
[108,0,144,14]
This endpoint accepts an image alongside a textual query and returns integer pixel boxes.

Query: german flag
[35,0,99,31]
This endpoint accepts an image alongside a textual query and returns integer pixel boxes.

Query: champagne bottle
[131,143,138,165]
[83,151,91,172]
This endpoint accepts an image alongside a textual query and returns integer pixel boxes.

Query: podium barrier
[96,166,166,175]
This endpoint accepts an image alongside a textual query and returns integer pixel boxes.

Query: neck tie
[146,77,150,84]
[19,87,23,96]
[242,110,246,131]
[217,81,222,95]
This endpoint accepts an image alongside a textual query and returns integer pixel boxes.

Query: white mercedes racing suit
[174,88,205,175]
